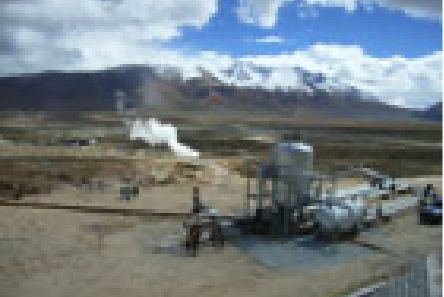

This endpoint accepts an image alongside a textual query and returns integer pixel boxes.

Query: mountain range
[0,64,440,122]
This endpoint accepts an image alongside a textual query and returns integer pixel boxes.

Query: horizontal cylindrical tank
[314,196,365,238]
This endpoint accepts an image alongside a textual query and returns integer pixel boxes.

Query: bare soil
[0,176,441,297]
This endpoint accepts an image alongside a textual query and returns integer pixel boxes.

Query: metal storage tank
[271,142,314,211]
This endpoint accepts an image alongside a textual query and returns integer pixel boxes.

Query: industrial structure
[240,141,367,239]
[183,141,437,254]
[243,142,315,236]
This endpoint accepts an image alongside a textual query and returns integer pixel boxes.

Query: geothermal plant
[183,140,437,254]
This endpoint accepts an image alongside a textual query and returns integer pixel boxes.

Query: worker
[208,212,225,247]
[424,184,435,198]
[185,215,202,256]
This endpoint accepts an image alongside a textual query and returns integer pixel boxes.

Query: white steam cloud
[129,118,199,159]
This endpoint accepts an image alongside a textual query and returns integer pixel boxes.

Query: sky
[0,0,442,108]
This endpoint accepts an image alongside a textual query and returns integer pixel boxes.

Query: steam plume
[129,118,199,159]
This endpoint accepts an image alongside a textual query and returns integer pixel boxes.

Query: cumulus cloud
[303,0,442,20]
[255,35,285,43]
[236,44,442,108]
[302,0,358,11]
[235,0,441,26]
[236,0,293,28]
[374,0,442,19]
[0,0,218,74]
[122,44,442,109]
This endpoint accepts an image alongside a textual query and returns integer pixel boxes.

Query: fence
[348,253,441,297]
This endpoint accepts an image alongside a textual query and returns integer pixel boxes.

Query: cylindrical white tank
[272,142,313,209]
[314,196,365,237]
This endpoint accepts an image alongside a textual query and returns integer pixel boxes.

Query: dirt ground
[0,176,441,297]
[20,174,247,215]
[17,174,443,215]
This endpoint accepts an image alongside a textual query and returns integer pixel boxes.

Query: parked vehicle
[418,184,442,225]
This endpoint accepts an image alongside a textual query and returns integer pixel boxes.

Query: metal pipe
[0,200,191,218]
[246,176,251,217]
[257,166,265,211]
[284,181,291,236]
[192,186,200,214]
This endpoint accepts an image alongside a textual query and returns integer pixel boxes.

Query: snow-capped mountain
[214,61,328,92]
[0,64,432,122]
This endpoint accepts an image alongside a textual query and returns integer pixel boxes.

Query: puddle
[233,235,376,269]
[132,223,385,266]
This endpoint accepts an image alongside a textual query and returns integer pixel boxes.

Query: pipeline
[0,199,191,218]
[0,198,237,220]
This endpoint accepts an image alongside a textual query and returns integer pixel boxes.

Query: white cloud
[105,44,440,109]
[255,35,285,43]
[0,34,441,108]
[231,44,442,109]
[303,0,358,11]
[235,0,441,27]
[375,0,442,20]
[236,0,293,27]
[0,0,218,74]
[303,0,441,20]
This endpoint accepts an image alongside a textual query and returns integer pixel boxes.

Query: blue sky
[168,0,442,58]
[0,0,441,108]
